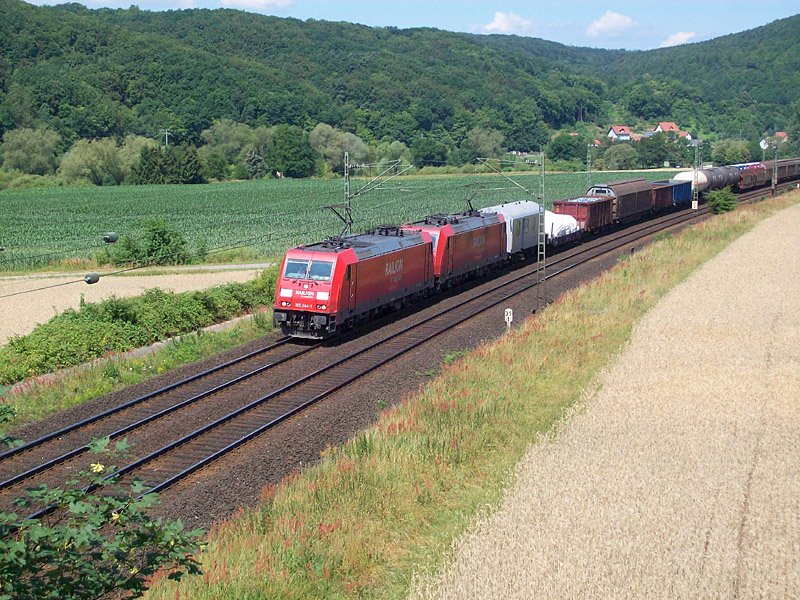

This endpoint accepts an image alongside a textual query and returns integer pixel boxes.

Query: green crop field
[0,169,679,271]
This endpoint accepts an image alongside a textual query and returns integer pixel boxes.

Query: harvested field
[411,202,800,599]
[0,268,261,345]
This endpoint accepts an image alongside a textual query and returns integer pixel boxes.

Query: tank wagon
[401,210,506,289]
[673,157,800,194]
[273,226,434,338]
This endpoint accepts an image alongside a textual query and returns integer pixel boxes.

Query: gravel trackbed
[412,202,800,599]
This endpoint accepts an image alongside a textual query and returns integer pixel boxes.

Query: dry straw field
[411,202,800,599]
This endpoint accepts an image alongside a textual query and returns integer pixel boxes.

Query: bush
[0,428,203,599]
[109,219,192,266]
[706,187,737,214]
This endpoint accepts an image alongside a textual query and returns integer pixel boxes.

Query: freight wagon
[273,226,434,338]
[552,196,613,233]
[587,179,654,222]
[652,182,674,212]
[479,201,542,256]
[764,158,800,183]
[652,180,692,210]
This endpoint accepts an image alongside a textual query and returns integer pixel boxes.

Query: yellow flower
[90,463,105,473]
[111,511,120,521]
[129,567,139,575]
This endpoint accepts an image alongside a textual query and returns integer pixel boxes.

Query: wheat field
[410,203,800,599]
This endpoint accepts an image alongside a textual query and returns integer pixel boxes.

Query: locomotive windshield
[283,259,334,281]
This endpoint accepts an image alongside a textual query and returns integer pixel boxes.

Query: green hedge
[0,268,278,385]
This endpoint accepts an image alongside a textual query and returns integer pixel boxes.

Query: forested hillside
[0,0,798,186]
[3,0,798,145]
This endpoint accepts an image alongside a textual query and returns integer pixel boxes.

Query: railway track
[0,336,319,505]
[3,184,792,520]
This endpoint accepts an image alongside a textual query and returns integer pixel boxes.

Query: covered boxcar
[479,200,542,256]
[552,196,613,233]
[652,180,693,210]
[587,179,653,222]
[764,158,800,183]
[401,211,506,288]
[652,182,673,212]
[273,226,434,338]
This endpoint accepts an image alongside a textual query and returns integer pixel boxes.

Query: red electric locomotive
[273,225,434,338]
[401,210,506,289]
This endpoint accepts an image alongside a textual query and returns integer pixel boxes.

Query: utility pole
[692,141,701,210]
[586,144,592,190]
[771,142,778,196]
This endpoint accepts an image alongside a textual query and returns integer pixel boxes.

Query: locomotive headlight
[316,304,327,310]
[280,301,291,307]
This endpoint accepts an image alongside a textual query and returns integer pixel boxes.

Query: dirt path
[0,268,263,345]
[412,203,800,599]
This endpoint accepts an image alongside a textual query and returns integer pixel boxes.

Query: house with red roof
[653,121,692,141]
[775,131,789,142]
[607,125,631,141]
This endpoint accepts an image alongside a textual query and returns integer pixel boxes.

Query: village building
[607,125,631,141]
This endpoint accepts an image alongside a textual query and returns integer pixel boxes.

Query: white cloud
[220,0,293,9]
[659,31,696,48]
[178,0,196,7]
[482,12,534,35]
[586,11,635,37]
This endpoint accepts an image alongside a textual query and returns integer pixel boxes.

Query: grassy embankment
[146,190,799,599]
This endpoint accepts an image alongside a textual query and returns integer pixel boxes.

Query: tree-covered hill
[1,0,798,150]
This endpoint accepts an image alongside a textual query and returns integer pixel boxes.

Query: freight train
[673,158,800,193]
[274,158,800,338]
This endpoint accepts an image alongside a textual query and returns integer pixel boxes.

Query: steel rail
[0,337,295,464]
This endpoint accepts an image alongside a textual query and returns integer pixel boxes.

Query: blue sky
[26,0,800,50]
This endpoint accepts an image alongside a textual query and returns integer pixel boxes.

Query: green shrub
[706,186,737,214]
[109,219,191,266]
[0,427,203,599]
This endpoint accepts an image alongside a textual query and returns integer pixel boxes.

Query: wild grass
[144,190,800,599]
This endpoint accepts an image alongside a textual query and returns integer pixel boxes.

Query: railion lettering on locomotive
[385,258,404,277]
[472,233,486,248]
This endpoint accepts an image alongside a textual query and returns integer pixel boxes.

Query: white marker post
[504,308,513,331]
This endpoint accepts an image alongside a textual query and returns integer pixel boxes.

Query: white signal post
[504,308,513,331]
